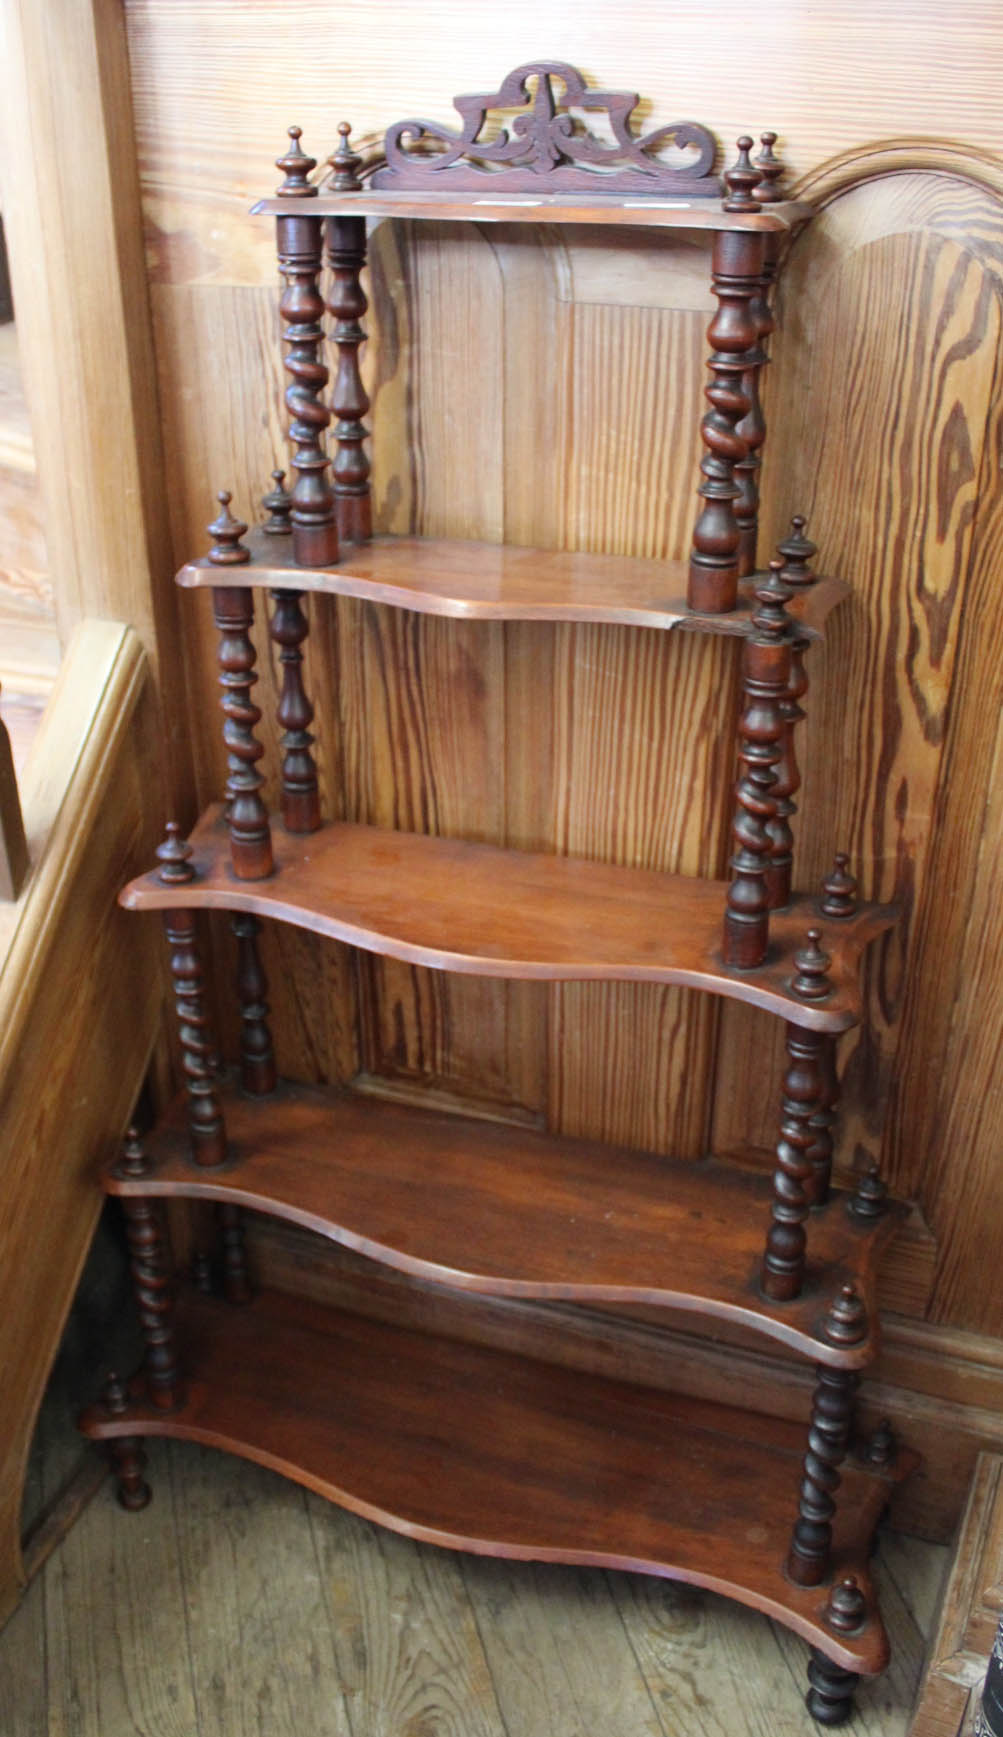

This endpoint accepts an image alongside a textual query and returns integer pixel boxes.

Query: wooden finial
[821,852,858,919]
[823,1576,868,1636]
[864,1418,898,1469]
[275,124,318,197]
[207,490,250,566]
[848,1161,888,1222]
[754,558,794,638]
[104,1371,128,1415]
[722,136,761,212]
[792,929,832,1000]
[329,121,363,191]
[155,822,195,885]
[116,1126,151,1180]
[822,1283,868,1346]
[261,469,293,535]
[778,513,817,586]
[754,131,784,203]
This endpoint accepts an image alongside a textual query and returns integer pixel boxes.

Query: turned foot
[806,1649,859,1725]
[110,1435,151,1511]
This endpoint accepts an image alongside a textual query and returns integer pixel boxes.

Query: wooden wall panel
[124,1,1003,1337]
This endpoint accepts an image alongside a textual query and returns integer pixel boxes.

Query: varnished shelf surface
[179,530,848,639]
[252,192,813,233]
[106,1077,903,1368]
[122,809,896,1032]
[80,1286,905,1674]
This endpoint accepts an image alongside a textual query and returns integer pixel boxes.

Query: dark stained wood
[212,585,273,878]
[102,1075,906,1369]
[368,63,723,199]
[688,228,765,612]
[806,1650,860,1725]
[161,904,227,1167]
[762,1023,827,1302]
[122,805,897,1033]
[178,529,850,636]
[217,1203,252,1304]
[251,194,813,232]
[325,199,372,544]
[231,912,277,1094]
[79,1285,906,1676]
[0,684,29,901]
[787,1364,860,1588]
[267,589,319,833]
[274,129,339,568]
[121,1198,184,1411]
[723,565,793,963]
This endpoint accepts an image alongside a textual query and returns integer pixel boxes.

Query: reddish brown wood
[232,912,277,1094]
[268,588,319,833]
[261,469,293,536]
[206,489,250,566]
[274,127,339,568]
[161,901,227,1167]
[368,63,721,197]
[806,1652,860,1725]
[849,1164,888,1223]
[79,1285,906,1674]
[778,514,818,586]
[821,1283,869,1349]
[254,191,812,233]
[821,854,859,920]
[103,1076,905,1368]
[761,1022,826,1302]
[688,226,765,612]
[765,608,810,911]
[793,929,835,1001]
[723,567,793,964]
[121,1196,184,1410]
[325,209,372,544]
[212,585,273,879]
[218,1203,253,1304]
[122,806,898,1034]
[787,1362,859,1587]
[101,1375,151,1510]
[178,528,850,639]
[806,1034,840,1206]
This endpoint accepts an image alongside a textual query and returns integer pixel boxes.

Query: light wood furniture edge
[0,620,161,1628]
[908,1451,1003,1734]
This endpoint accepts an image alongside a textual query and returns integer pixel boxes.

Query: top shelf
[180,531,848,641]
[251,191,813,233]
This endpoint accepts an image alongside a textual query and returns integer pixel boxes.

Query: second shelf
[108,1075,904,1367]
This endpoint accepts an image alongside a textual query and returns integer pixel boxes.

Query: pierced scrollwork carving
[370,62,720,195]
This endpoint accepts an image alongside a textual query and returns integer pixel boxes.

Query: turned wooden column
[761,1020,826,1301]
[688,142,765,612]
[155,824,227,1166]
[269,589,320,833]
[213,586,273,880]
[787,1360,859,1586]
[325,123,371,544]
[122,1197,184,1410]
[723,563,792,966]
[232,912,277,1095]
[274,127,339,567]
[733,132,786,577]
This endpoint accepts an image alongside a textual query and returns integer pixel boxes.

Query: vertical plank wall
[125,0,1003,1340]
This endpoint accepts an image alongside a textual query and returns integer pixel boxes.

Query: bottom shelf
[80,1286,910,1675]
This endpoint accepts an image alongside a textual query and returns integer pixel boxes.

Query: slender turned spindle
[156,824,227,1166]
[325,124,372,544]
[732,132,784,578]
[778,513,818,586]
[761,1022,826,1301]
[275,126,339,568]
[104,1374,151,1511]
[269,589,320,832]
[218,1203,253,1303]
[756,557,800,909]
[122,1196,184,1410]
[689,145,765,611]
[232,912,277,1094]
[786,1359,859,1587]
[805,1033,839,1205]
[213,586,273,879]
[805,1652,860,1727]
[261,469,293,535]
[723,565,793,966]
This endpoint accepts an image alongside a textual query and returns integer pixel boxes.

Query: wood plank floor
[0,1418,946,1737]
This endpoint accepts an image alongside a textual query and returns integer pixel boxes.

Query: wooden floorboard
[0,1434,946,1736]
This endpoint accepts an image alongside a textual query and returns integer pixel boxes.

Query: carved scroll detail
[370,63,719,195]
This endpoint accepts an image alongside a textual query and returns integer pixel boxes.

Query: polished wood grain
[122,805,896,1030]
[79,1284,905,1675]
[178,529,849,636]
[253,192,812,230]
[104,1074,904,1367]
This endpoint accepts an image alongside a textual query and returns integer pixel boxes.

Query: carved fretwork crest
[368,62,720,195]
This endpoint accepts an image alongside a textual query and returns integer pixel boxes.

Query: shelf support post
[723,562,792,966]
[805,1651,860,1725]
[687,218,765,611]
[325,124,371,544]
[218,1204,253,1303]
[275,127,339,568]
[232,913,277,1094]
[761,1020,824,1301]
[269,589,320,833]
[213,586,274,880]
[121,1195,185,1411]
[787,1362,858,1588]
[155,822,229,1166]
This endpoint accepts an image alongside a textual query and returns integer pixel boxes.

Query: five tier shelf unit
[80,64,916,1727]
